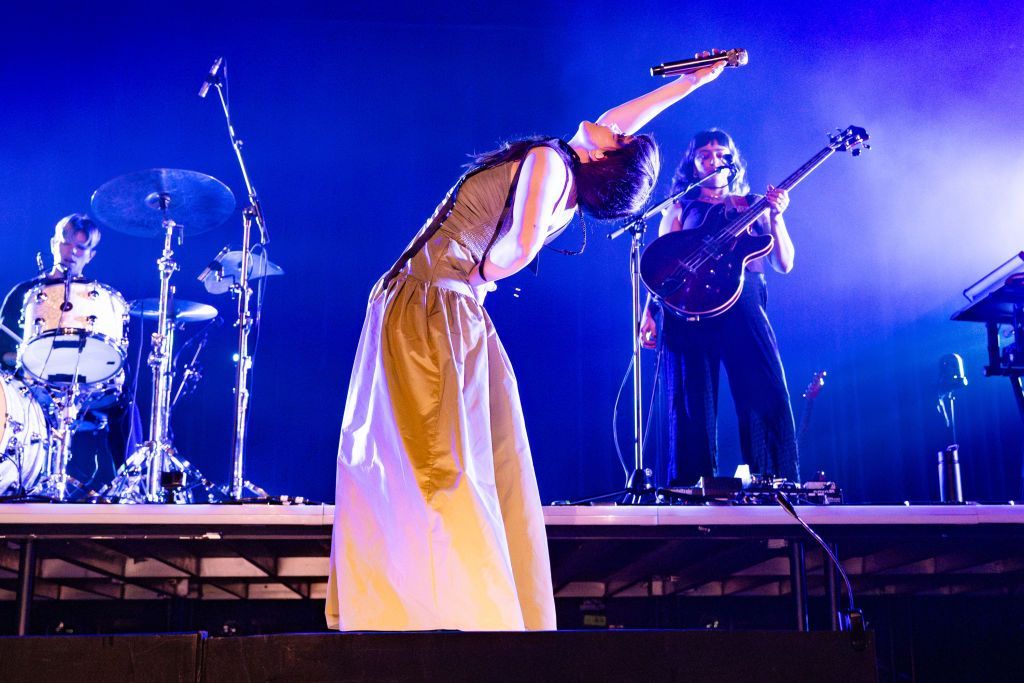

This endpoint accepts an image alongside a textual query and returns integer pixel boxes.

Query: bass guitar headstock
[829,126,870,156]
[802,369,827,401]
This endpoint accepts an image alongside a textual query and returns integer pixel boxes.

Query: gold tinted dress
[326,158,564,631]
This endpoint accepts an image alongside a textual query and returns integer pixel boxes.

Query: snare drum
[0,372,49,495]
[18,280,128,385]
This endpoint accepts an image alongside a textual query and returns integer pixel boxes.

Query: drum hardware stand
[0,432,43,502]
[172,318,219,408]
[31,382,82,500]
[557,165,734,505]
[101,205,188,503]
[30,273,88,501]
[88,168,235,503]
[205,58,272,501]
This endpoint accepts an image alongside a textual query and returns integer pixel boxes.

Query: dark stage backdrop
[0,2,1021,504]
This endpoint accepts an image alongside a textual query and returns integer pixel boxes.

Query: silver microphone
[198,57,225,98]
[651,49,748,77]
[35,252,45,275]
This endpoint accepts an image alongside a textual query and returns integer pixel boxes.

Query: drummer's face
[51,228,97,277]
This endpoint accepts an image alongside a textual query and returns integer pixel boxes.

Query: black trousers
[660,273,799,484]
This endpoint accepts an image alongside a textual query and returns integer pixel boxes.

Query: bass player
[639,129,800,486]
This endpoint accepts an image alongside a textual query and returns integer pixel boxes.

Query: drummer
[0,213,100,367]
[0,213,139,486]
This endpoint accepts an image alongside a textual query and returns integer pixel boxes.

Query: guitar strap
[728,193,750,222]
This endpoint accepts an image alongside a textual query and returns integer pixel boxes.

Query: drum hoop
[25,279,128,308]
[18,329,127,385]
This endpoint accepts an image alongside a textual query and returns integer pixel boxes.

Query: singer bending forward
[327,58,727,632]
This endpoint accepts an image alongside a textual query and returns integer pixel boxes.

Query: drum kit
[0,168,282,503]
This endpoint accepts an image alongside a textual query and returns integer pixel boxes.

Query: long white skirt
[325,261,556,631]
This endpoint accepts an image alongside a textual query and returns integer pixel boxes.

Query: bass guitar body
[640,225,773,320]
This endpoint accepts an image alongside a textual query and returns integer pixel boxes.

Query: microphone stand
[558,166,729,505]
[207,60,270,501]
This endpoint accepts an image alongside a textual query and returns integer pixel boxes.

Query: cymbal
[204,250,284,295]
[90,169,235,237]
[129,298,219,323]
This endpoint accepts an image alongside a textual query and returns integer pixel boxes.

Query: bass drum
[0,373,50,496]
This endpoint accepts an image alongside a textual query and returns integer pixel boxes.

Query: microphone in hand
[651,49,748,77]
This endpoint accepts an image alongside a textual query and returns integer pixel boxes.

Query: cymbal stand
[102,203,185,502]
[209,59,270,500]
[146,209,180,499]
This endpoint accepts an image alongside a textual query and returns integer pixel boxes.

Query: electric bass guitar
[640,126,869,320]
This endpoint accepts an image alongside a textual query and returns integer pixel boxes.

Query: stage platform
[2,503,1022,609]
[0,629,880,682]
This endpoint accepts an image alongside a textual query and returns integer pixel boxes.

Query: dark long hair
[670,129,749,198]
[470,134,660,220]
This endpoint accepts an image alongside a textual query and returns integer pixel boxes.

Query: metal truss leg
[789,539,809,632]
[16,538,37,636]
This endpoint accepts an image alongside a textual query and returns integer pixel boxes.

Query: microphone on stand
[608,162,737,240]
[651,49,748,77]
[197,245,231,284]
[198,57,225,98]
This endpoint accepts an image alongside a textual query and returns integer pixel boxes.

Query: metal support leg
[788,539,809,632]
[826,543,840,631]
[16,539,37,636]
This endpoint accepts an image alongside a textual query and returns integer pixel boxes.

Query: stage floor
[2,503,1023,603]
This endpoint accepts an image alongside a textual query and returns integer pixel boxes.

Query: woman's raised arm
[596,55,727,135]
